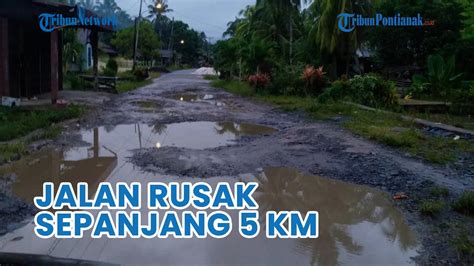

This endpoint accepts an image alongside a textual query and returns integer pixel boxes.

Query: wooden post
[50,30,59,104]
[91,30,99,91]
[0,18,9,97]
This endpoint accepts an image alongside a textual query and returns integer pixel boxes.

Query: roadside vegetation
[0,105,84,163]
[210,0,474,166]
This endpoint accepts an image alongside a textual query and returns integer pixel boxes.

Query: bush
[452,191,474,216]
[318,76,351,103]
[269,64,304,95]
[349,73,398,108]
[102,58,118,77]
[133,67,149,81]
[248,73,270,93]
[301,65,327,96]
[66,74,84,90]
[420,200,444,217]
[451,84,474,115]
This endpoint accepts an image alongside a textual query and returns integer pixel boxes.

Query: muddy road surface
[0,70,472,265]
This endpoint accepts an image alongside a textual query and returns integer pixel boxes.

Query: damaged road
[0,69,473,265]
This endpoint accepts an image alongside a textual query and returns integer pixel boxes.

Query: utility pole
[132,0,144,70]
[168,17,174,64]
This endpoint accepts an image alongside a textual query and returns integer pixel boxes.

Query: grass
[419,200,444,217]
[452,191,474,216]
[0,142,26,162]
[211,79,474,164]
[0,105,84,142]
[453,235,474,258]
[410,112,474,131]
[430,186,450,197]
[134,101,159,109]
[116,71,161,93]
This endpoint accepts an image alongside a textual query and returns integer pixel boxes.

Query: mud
[0,69,473,264]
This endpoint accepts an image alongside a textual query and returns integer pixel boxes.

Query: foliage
[248,73,270,92]
[452,191,474,216]
[132,67,149,81]
[301,65,327,95]
[0,105,84,141]
[62,29,83,74]
[269,63,304,95]
[318,76,351,103]
[451,84,474,115]
[411,55,463,100]
[111,20,160,60]
[348,74,398,108]
[0,142,26,162]
[429,186,450,198]
[367,0,464,68]
[103,58,118,77]
[420,200,444,217]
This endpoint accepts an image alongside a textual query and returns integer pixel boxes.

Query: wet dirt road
[0,70,472,264]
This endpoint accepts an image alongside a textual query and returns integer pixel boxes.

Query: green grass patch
[452,191,474,216]
[116,71,161,93]
[0,142,26,162]
[419,200,444,216]
[203,75,218,81]
[211,79,254,97]
[454,235,474,258]
[0,105,84,142]
[211,79,474,164]
[134,101,158,109]
[410,112,474,131]
[430,186,450,197]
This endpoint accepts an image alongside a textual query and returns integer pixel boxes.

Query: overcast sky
[115,0,255,40]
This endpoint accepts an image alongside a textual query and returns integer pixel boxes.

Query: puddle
[254,167,419,265]
[131,101,161,109]
[168,93,220,103]
[81,122,276,150]
[0,166,418,264]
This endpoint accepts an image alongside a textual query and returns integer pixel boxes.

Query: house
[0,0,113,104]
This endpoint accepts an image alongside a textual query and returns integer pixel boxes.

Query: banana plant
[412,54,463,102]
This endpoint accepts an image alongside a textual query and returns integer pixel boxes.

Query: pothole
[131,101,162,109]
[254,167,419,264]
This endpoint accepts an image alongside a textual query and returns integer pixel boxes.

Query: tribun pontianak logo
[38,6,117,32]
[337,13,431,32]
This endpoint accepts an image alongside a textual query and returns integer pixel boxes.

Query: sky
[115,0,255,40]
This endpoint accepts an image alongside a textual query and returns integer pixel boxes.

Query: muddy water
[0,153,418,265]
[86,122,276,150]
[169,94,215,102]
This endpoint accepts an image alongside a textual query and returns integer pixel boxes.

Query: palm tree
[310,0,374,77]
[95,0,119,17]
[78,0,96,11]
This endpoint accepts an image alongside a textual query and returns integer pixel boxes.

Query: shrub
[269,64,304,95]
[429,186,450,197]
[301,65,327,96]
[318,77,351,103]
[411,54,462,100]
[102,58,118,77]
[248,73,270,93]
[349,73,398,108]
[133,67,149,81]
[452,191,474,216]
[420,200,444,217]
[451,84,474,115]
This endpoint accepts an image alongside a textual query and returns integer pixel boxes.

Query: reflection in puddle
[169,94,215,102]
[0,128,117,203]
[0,163,418,264]
[93,122,276,150]
[256,167,419,265]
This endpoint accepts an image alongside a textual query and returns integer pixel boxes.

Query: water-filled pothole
[84,122,276,150]
[166,93,222,104]
[254,167,419,265]
[0,166,419,264]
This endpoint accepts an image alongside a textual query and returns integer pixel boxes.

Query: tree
[310,0,373,78]
[111,20,160,61]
